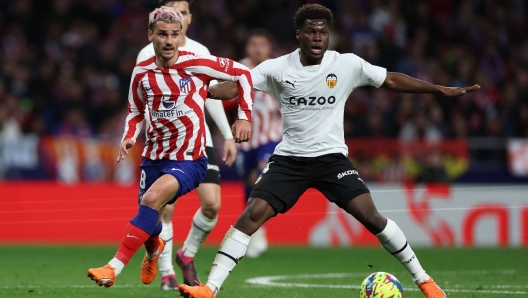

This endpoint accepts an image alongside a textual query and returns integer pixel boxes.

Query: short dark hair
[293,4,333,30]
[246,28,273,44]
[158,0,194,6]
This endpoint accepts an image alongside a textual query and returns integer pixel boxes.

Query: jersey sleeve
[193,56,253,122]
[121,67,146,142]
[250,60,279,98]
[348,54,387,88]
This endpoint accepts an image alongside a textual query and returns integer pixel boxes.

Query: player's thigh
[310,153,370,209]
[142,174,181,209]
[250,155,311,214]
[160,157,208,204]
[202,146,221,185]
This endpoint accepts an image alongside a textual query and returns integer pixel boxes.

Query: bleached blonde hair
[148,6,183,31]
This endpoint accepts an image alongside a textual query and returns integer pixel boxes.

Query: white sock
[376,218,429,283]
[206,227,250,294]
[108,258,125,276]
[182,208,218,258]
[146,245,161,259]
[158,222,175,276]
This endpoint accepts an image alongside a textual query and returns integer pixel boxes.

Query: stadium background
[1,1,528,297]
[0,0,528,293]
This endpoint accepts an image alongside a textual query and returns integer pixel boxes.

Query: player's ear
[148,30,154,42]
[188,13,192,25]
[296,30,300,41]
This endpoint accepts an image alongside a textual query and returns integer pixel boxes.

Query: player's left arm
[196,57,253,143]
[382,72,480,96]
[204,99,237,166]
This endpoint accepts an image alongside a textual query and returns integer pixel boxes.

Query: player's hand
[232,119,251,143]
[440,84,480,97]
[116,139,135,163]
[222,138,237,167]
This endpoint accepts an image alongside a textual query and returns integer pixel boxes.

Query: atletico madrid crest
[179,78,191,93]
[326,73,337,88]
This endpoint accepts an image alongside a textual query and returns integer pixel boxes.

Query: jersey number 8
[140,170,146,189]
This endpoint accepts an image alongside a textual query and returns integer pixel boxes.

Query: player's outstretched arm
[208,81,238,99]
[382,72,480,96]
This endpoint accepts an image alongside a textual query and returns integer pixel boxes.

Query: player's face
[166,1,192,37]
[245,35,271,66]
[148,21,182,61]
[296,19,330,65]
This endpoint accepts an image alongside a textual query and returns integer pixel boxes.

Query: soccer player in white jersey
[86,6,253,288]
[235,29,282,258]
[179,4,480,298]
[136,0,237,290]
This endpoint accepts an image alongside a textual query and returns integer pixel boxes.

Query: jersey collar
[293,48,327,72]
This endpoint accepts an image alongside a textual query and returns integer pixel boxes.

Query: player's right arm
[208,59,277,99]
[117,68,147,163]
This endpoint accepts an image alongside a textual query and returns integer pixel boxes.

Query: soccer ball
[359,272,404,298]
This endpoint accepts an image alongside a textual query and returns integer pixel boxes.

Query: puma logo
[285,80,296,89]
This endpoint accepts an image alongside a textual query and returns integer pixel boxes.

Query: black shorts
[202,146,220,185]
[250,153,370,213]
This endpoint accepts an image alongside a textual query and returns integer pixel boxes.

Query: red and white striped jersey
[123,51,253,161]
[238,57,282,151]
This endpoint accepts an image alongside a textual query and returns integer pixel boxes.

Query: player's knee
[201,199,221,218]
[140,191,162,208]
[246,199,273,223]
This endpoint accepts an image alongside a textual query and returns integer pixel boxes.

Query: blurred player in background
[235,29,282,258]
[136,0,238,290]
[180,4,481,298]
[87,6,253,288]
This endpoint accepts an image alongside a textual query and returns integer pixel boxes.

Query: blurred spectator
[400,109,442,143]
[0,0,527,168]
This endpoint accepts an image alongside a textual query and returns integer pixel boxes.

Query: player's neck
[155,51,180,68]
[299,52,323,66]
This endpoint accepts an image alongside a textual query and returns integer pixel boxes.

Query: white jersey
[251,49,387,157]
[136,37,233,147]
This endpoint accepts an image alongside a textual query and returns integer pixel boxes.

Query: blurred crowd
[1,0,528,144]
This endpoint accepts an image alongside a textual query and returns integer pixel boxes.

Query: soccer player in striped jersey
[179,4,480,298]
[235,29,282,258]
[136,0,238,290]
[87,6,253,288]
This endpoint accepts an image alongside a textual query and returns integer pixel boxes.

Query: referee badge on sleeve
[326,73,337,88]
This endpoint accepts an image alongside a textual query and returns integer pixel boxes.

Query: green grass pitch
[0,245,527,297]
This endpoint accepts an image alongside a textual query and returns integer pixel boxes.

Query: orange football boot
[178,282,216,298]
[141,238,166,284]
[87,264,116,288]
[418,277,447,297]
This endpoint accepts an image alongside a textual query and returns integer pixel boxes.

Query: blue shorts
[235,141,279,178]
[138,157,208,205]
